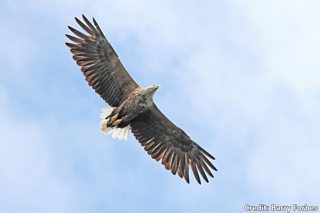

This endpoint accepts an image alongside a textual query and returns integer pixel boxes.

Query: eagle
[65,15,217,184]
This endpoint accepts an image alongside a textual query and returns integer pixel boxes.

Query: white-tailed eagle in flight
[66,15,217,184]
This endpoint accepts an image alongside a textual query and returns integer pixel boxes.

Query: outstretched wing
[131,104,217,184]
[66,15,139,107]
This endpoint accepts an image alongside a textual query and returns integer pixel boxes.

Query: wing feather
[131,104,217,184]
[184,154,190,183]
[66,15,139,106]
[177,152,185,178]
[172,153,179,175]
[196,161,208,183]
[190,160,201,184]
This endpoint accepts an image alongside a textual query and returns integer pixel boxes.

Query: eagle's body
[99,86,159,140]
[106,86,159,128]
[66,15,217,184]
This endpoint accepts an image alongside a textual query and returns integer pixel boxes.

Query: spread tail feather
[100,107,114,119]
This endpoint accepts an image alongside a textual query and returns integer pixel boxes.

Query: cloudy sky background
[1,0,320,212]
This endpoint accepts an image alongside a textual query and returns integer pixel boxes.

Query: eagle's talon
[113,119,122,126]
[111,113,119,121]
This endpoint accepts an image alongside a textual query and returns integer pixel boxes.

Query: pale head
[140,85,160,99]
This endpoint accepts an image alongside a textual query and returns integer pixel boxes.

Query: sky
[0,0,320,212]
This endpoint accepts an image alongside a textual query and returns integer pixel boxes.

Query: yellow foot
[113,119,122,126]
[111,113,119,121]
[100,120,112,133]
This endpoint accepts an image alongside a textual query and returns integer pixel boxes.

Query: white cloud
[179,0,320,202]
[0,90,76,212]
[235,0,320,202]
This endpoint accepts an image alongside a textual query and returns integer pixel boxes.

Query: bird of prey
[65,15,217,184]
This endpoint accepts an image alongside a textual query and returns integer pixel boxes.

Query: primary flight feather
[66,15,217,184]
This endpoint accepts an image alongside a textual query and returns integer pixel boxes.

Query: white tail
[99,107,130,140]
[100,107,114,119]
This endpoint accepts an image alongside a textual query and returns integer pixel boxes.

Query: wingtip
[93,17,98,26]
[67,26,73,31]
[200,146,215,160]
[203,177,209,183]
[75,16,81,23]
[65,34,73,39]
[184,177,190,184]
[65,42,77,48]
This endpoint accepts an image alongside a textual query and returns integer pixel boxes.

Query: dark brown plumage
[66,15,138,106]
[130,105,217,184]
[66,15,217,184]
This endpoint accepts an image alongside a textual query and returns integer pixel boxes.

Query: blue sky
[1,0,320,212]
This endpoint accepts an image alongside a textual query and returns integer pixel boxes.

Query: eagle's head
[141,85,159,99]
